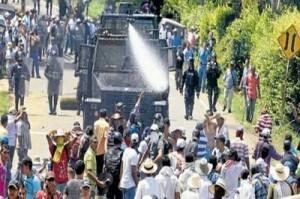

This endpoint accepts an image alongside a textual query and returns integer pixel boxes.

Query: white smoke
[128,24,168,92]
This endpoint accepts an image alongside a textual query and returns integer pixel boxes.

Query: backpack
[105,147,123,175]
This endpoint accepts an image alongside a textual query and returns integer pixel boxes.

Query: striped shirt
[230,138,249,162]
[255,113,272,133]
[197,130,208,159]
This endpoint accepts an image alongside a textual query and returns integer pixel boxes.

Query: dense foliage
[162,0,300,123]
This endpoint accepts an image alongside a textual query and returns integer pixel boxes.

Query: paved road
[2,1,258,170]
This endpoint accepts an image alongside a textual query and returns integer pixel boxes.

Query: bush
[251,9,300,122]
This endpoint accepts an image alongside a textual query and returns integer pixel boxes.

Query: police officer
[175,46,184,91]
[104,131,123,199]
[74,18,85,64]
[74,64,88,116]
[180,59,200,120]
[206,54,221,115]
[44,47,63,115]
[11,52,30,111]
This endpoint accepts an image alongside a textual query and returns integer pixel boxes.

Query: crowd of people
[161,25,260,123]
[0,97,300,199]
[1,5,96,114]
[0,1,299,199]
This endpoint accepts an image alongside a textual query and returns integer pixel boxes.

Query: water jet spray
[128,24,168,92]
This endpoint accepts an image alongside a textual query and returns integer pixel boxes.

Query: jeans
[17,148,28,164]
[175,68,182,90]
[224,87,234,110]
[122,187,136,199]
[184,89,195,117]
[242,87,248,116]
[107,174,122,199]
[198,66,207,92]
[9,146,15,169]
[96,154,104,176]
[207,86,219,112]
[246,98,256,123]
[30,52,40,77]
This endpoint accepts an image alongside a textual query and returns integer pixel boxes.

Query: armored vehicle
[82,13,169,128]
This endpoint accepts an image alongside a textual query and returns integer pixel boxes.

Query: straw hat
[140,158,158,174]
[54,129,65,137]
[195,158,213,176]
[209,178,227,196]
[187,174,202,189]
[270,163,290,182]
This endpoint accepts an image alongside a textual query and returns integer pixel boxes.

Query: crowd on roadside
[0,94,300,199]
[159,24,260,123]
[1,5,96,113]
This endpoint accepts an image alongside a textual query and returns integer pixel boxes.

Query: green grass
[0,91,9,115]
[86,0,105,19]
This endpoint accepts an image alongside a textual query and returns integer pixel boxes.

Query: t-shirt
[120,147,138,189]
[16,120,31,149]
[64,178,84,199]
[135,177,164,199]
[23,175,41,199]
[84,147,97,190]
[36,190,63,199]
[246,73,259,99]
[49,145,69,184]
[221,161,243,199]
[0,163,7,197]
[155,167,180,199]
[94,118,109,155]
[7,114,17,146]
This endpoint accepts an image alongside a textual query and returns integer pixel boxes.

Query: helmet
[113,131,123,145]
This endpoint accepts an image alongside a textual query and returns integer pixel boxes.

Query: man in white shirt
[235,169,255,199]
[120,133,139,199]
[221,149,243,199]
[216,116,229,146]
[6,107,17,168]
[135,158,164,199]
[212,134,230,163]
[195,158,213,199]
[155,156,180,199]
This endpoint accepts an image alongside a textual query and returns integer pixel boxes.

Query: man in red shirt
[46,129,75,193]
[245,67,260,123]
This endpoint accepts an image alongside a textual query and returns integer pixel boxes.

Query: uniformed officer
[10,52,30,111]
[74,64,88,116]
[44,47,63,115]
[206,54,221,115]
[105,131,123,199]
[74,18,85,64]
[180,59,200,120]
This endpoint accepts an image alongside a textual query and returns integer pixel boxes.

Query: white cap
[138,140,148,154]
[131,133,139,143]
[150,124,159,131]
[176,138,186,149]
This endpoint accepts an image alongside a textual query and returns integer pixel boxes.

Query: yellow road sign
[278,25,300,59]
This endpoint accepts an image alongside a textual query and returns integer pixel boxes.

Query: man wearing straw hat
[46,129,72,193]
[135,158,164,199]
[195,158,213,198]
[208,178,227,199]
[268,163,294,198]
[181,174,202,199]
